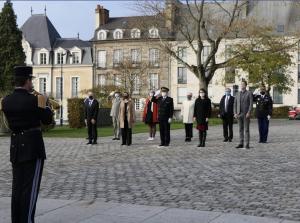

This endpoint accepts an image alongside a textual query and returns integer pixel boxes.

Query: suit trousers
[159,120,171,145]
[238,114,250,147]
[12,159,44,223]
[112,116,120,138]
[222,113,233,140]
[121,117,132,145]
[87,119,97,143]
[184,123,193,139]
[258,117,269,143]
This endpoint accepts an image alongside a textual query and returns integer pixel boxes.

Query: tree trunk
[198,76,208,94]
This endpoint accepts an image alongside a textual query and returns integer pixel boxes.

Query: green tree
[0,0,26,92]
[229,33,295,93]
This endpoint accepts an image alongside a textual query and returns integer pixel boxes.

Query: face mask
[89,96,93,100]
[115,94,119,98]
[260,91,265,95]
[225,92,230,96]
[149,93,154,97]
[123,95,128,99]
[187,96,192,100]
[200,93,205,97]
[161,92,167,97]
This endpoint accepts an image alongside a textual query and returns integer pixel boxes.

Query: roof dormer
[113,29,124,40]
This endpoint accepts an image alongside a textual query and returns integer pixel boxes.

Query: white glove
[206,118,209,122]
[154,90,161,97]
[267,115,271,120]
[253,88,259,95]
[168,118,172,123]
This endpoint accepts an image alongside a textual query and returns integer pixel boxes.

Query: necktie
[225,96,229,112]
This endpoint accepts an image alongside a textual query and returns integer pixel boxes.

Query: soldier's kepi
[0,66,53,223]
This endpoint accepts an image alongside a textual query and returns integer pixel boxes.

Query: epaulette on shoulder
[37,95,46,109]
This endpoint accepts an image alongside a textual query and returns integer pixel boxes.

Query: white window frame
[38,48,49,65]
[113,29,123,39]
[39,77,47,95]
[98,74,106,86]
[98,30,107,40]
[131,49,141,65]
[131,28,141,39]
[149,48,160,67]
[114,74,122,86]
[70,47,82,64]
[71,76,80,98]
[149,28,159,38]
[113,49,123,67]
[97,50,107,68]
[134,98,141,110]
[55,47,67,65]
[149,73,158,90]
[177,87,187,104]
[55,77,63,100]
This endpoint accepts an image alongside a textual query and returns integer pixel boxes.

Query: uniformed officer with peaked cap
[0,66,53,223]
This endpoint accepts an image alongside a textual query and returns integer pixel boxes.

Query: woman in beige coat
[119,92,135,146]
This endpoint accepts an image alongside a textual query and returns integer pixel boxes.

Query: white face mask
[200,93,205,97]
[161,92,167,97]
[115,94,119,98]
[149,92,154,97]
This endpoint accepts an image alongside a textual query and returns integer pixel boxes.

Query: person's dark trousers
[159,120,170,145]
[11,159,44,223]
[198,130,207,147]
[121,118,132,146]
[87,119,98,143]
[184,123,193,141]
[258,117,269,143]
[222,113,233,141]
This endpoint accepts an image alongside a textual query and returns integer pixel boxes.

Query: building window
[40,53,47,65]
[233,85,239,97]
[55,77,62,99]
[134,98,140,110]
[131,28,141,39]
[113,29,123,39]
[177,47,187,63]
[177,67,187,84]
[149,28,159,38]
[202,46,211,61]
[71,52,80,64]
[98,50,106,68]
[133,74,140,93]
[39,78,46,94]
[273,87,283,104]
[149,73,158,90]
[149,48,159,67]
[57,53,64,64]
[113,49,123,67]
[177,87,187,104]
[225,67,235,83]
[98,30,107,40]
[131,49,141,65]
[114,74,121,86]
[98,74,106,86]
[71,77,79,98]
[277,24,284,33]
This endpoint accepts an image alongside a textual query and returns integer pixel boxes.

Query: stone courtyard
[0,120,300,222]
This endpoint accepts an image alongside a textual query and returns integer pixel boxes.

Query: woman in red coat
[143,90,159,140]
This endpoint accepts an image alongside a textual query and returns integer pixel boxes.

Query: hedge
[68,98,85,128]
[271,106,290,118]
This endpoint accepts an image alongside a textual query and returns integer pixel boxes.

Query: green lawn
[44,118,222,138]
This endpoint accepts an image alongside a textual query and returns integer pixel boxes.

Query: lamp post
[60,53,66,126]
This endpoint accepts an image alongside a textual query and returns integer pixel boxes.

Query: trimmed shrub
[272,106,290,119]
[68,98,85,128]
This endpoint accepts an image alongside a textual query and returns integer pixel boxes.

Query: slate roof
[21,14,61,49]
[54,38,92,48]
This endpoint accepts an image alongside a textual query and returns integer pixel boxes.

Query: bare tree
[137,0,299,93]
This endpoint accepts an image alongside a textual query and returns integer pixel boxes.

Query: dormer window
[70,47,82,64]
[98,30,107,40]
[38,48,49,65]
[149,28,159,38]
[113,29,123,39]
[55,48,67,65]
[131,28,141,39]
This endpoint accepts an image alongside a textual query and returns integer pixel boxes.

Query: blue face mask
[225,92,230,96]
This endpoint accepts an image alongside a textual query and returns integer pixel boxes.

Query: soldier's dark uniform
[254,93,273,143]
[0,66,53,223]
[152,87,174,146]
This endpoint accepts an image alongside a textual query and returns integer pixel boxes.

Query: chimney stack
[95,5,109,29]
[165,0,179,31]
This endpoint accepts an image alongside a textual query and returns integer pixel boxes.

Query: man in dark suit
[152,87,174,147]
[1,66,53,223]
[219,88,235,142]
[253,85,273,143]
[84,91,99,145]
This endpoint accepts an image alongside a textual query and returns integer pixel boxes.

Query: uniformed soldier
[0,66,53,223]
[253,85,273,143]
[152,87,174,147]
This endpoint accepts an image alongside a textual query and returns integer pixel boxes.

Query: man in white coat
[110,91,121,140]
[181,92,195,142]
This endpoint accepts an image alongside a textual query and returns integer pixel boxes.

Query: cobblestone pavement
[0,120,300,221]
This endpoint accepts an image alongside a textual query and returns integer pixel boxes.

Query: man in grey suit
[110,91,121,140]
[234,80,253,149]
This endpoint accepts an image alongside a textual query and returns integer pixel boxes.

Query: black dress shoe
[164,144,169,147]
[92,142,97,145]
[121,143,126,146]
[159,144,165,147]
[116,138,120,140]
[245,145,250,149]
[235,144,243,148]
[112,138,116,140]
[197,144,202,147]
[223,139,228,142]
[86,142,92,145]
[228,139,232,142]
